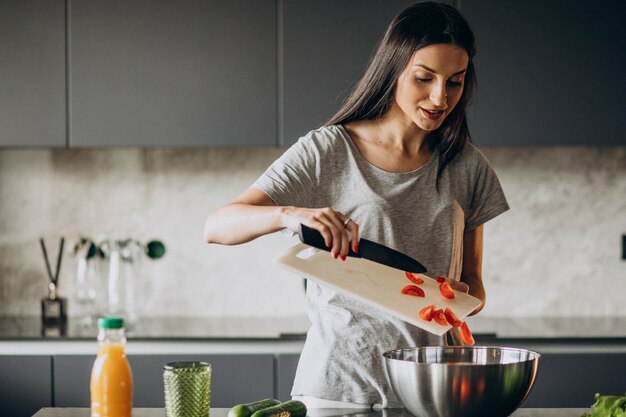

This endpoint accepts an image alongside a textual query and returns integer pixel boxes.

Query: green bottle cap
[97,317,124,329]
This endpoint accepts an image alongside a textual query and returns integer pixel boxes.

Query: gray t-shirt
[253,125,509,407]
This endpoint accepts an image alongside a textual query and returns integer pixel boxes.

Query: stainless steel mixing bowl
[383,346,540,417]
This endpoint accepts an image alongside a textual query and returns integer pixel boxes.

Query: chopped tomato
[401,284,425,297]
[460,321,475,345]
[405,271,424,285]
[433,308,448,326]
[439,282,455,299]
[419,304,435,321]
[435,276,446,283]
[444,307,462,328]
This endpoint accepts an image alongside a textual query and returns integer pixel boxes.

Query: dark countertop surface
[0,316,311,341]
[2,315,626,342]
[32,408,591,417]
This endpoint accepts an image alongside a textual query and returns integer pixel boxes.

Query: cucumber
[228,399,282,417]
[250,400,307,417]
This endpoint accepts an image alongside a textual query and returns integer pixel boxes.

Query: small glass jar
[163,361,212,417]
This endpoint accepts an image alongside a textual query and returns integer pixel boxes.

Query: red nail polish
[332,252,338,259]
[354,244,359,253]
[341,255,347,261]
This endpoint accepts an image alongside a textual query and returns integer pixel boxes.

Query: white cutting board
[274,243,481,336]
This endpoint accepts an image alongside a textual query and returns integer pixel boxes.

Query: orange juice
[90,317,133,417]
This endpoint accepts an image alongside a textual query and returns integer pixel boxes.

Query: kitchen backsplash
[0,146,624,318]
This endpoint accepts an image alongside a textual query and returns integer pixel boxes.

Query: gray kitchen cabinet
[54,354,274,407]
[462,0,626,146]
[0,355,52,417]
[281,0,439,146]
[0,0,66,147]
[276,353,300,401]
[69,0,277,147]
[52,355,92,407]
[522,352,626,408]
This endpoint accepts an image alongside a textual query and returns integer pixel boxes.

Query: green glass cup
[163,361,212,417]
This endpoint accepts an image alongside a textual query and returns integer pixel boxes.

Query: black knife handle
[298,224,359,257]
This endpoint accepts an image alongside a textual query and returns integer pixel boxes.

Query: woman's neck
[370,113,431,157]
[343,116,434,173]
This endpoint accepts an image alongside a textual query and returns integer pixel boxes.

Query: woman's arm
[203,188,287,245]
[203,187,359,257]
[460,224,486,315]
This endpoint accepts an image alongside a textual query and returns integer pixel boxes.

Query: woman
[204,1,508,409]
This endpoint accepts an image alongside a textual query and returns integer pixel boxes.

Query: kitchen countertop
[0,315,312,341]
[2,315,625,356]
[1,315,626,341]
[32,408,591,417]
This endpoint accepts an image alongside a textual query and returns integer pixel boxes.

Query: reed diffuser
[40,237,67,325]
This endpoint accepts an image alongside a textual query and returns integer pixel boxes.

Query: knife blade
[298,224,427,273]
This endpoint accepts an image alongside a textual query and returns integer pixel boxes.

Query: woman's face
[394,44,469,132]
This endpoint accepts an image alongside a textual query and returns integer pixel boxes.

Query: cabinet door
[0,0,66,147]
[276,353,300,401]
[522,352,626,407]
[462,0,626,145]
[0,355,52,417]
[54,354,274,407]
[281,0,452,145]
[53,355,93,407]
[69,0,277,147]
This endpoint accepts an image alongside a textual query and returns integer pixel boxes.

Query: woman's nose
[430,83,447,107]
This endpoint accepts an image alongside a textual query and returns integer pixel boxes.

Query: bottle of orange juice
[90,317,133,417]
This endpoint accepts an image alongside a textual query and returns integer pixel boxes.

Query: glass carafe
[100,239,144,327]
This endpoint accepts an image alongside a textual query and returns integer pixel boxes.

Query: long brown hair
[326,2,476,186]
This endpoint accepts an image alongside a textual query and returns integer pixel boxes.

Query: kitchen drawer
[523,352,626,407]
[277,353,300,401]
[54,354,274,407]
[0,355,52,417]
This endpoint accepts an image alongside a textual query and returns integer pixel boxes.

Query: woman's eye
[447,79,463,87]
[415,77,431,84]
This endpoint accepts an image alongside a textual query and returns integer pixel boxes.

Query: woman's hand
[281,206,359,260]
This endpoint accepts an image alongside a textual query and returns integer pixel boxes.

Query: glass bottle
[90,317,133,417]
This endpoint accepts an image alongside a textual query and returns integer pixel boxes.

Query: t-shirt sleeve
[465,148,510,231]
[252,136,318,208]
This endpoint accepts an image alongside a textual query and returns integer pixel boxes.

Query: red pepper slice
[419,304,435,321]
[444,307,462,328]
[405,271,424,285]
[460,321,475,345]
[401,284,425,297]
[435,276,446,283]
[439,282,455,299]
[433,308,448,326]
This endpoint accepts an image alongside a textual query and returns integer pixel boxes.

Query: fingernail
[341,255,347,261]
[354,244,359,253]
[332,252,338,259]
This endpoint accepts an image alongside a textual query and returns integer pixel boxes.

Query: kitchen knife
[298,224,427,273]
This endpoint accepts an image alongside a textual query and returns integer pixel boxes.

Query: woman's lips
[420,107,445,120]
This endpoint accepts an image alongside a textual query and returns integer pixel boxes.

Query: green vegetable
[581,393,626,417]
[250,400,307,417]
[228,399,281,417]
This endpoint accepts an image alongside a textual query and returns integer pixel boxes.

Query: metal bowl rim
[382,345,541,365]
